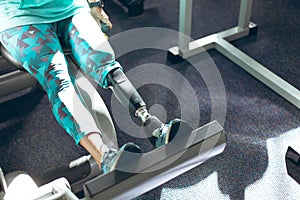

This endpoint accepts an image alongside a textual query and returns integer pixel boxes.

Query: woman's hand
[90,6,113,32]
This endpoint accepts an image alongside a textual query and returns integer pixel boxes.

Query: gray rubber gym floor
[0,0,299,199]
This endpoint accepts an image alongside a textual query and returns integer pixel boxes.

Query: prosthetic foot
[152,119,193,148]
[107,68,192,147]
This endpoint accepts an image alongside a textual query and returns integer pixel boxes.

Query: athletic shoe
[101,142,141,174]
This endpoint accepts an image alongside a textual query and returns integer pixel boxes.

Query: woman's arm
[88,0,113,31]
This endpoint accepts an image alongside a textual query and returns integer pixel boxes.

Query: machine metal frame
[168,0,300,109]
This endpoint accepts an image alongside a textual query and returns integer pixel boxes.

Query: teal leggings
[0,12,121,144]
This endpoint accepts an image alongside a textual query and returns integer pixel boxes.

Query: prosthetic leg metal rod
[107,68,146,118]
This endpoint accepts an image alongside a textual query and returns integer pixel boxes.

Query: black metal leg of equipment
[286,146,300,184]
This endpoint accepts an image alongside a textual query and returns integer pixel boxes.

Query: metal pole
[238,0,253,29]
[178,0,193,53]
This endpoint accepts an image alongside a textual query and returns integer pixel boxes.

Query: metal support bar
[168,0,300,109]
[238,0,253,29]
[215,38,300,109]
[82,120,226,200]
[33,178,80,200]
[168,26,250,60]
[178,0,193,52]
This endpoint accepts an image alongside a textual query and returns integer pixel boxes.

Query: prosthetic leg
[107,68,171,146]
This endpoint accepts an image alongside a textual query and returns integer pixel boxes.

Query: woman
[0,0,174,174]
[0,0,142,174]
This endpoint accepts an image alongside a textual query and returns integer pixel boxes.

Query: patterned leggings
[0,12,121,144]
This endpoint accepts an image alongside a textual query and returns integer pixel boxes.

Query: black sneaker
[101,142,141,174]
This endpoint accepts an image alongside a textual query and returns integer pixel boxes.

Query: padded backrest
[0,43,23,70]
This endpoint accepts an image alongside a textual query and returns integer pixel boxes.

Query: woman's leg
[0,24,108,167]
[58,12,121,146]
[58,12,121,89]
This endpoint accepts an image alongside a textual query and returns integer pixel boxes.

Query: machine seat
[0,44,23,71]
